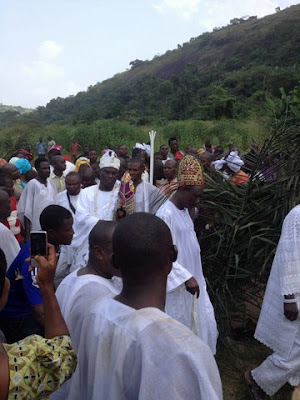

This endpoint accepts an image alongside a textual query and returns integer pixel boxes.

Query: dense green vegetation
[30,4,300,125]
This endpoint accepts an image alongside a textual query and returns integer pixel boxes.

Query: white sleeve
[72,189,99,248]
[0,226,20,270]
[75,189,99,229]
[167,260,192,292]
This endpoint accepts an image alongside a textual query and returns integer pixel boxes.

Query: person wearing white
[75,298,222,400]
[0,190,20,270]
[55,172,81,219]
[51,221,121,400]
[17,158,56,237]
[127,159,165,214]
[244,204,300,398]
[68,213,223,400]
[71,150,120,270]
[156,155,218,355]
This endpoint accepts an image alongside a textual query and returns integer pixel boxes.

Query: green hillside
[0,103,32,114]
[34,4,300,124]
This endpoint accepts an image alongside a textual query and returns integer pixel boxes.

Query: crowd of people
[0,136,299,400]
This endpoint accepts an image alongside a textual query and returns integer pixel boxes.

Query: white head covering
[134,143,151,156]
[99,150,120,170]
[212,159,226,171]
[225,151,244,173]
[9,157,20,164]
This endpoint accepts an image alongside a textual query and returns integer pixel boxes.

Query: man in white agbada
[71,150,120,270]
[156,155,218,354]
[71,213,223,400]
[0,190,20,270]
[244,204,300,399]
[17,158,56,240]
[50,220,121,400]
[55,172,81,219]
[127,158,165,214]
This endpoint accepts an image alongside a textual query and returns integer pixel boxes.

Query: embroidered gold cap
[177,155,204,187]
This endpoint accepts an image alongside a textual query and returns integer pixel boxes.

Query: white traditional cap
[99,149,120,170]
[225,151,244,173]
[212,159,226,171]
[9,157,20,164]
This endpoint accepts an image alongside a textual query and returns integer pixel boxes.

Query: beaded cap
[177,155,204,187]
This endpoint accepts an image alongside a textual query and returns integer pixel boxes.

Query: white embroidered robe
[156,200,218,354]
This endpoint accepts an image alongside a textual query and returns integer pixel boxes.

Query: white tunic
[156,200,218,354]
[0,223,20,270]
[71,183,120,270]
[17,178,57,231]
[51,271,120,400]
[255,205,300,358]
[66,297,223,400]
[55,190,80,219]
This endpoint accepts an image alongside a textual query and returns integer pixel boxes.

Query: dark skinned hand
[185,277,200,298]
[284,302,298,321]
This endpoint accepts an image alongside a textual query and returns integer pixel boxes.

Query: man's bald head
[1,163,19,180]
[163,159,177,181]
[89,220,117,250]
[199,151,212,165]
[112,213,176,281]
[81,167,95,188]
[51,155,65,166]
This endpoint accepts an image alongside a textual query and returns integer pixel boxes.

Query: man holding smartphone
[0,205,74,343]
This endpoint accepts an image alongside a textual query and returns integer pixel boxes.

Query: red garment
[174,151,184,161]
[69,142,81,157]
[3,196,22,243]
[62,154,72,162]
[230,170,249,186]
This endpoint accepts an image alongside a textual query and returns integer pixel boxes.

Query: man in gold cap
[156,155,218,354]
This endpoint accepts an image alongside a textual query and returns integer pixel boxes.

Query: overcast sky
[0,0,298,108]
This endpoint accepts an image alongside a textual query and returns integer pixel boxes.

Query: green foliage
[0,118,266,158]
[198,125,300,333]
[6,4,299,127]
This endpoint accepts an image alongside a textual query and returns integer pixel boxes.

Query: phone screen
[30,231,48,257]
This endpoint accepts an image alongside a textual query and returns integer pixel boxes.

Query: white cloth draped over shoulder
[255,205,300,358]
[17,178,57,231]
[135,181,165,214]
[66,298,223,400]
[70,183,120,270]
[156,200,218,354]
[51,271,120,400]
[0,223,20,270]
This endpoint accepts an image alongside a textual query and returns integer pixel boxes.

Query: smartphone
[30,231,48,282]
[30,231,48,257]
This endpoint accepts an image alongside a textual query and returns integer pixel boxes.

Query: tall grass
[0,118,268,158]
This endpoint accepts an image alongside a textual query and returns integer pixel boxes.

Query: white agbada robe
[71,182,120,270]
[17,178,57,231]
[55,190,80,219]
[156,200,218,354]
[0,223,20,270]
[252,205,300,395]
[50,270,120,400]
[135,181,165,214]
[66,297,223,400]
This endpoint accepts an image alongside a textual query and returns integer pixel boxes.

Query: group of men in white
[1,145,300,400]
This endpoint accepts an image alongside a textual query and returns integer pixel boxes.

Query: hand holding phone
[30,231,48,280]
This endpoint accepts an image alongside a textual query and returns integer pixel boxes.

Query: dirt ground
[217,336,293,399]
